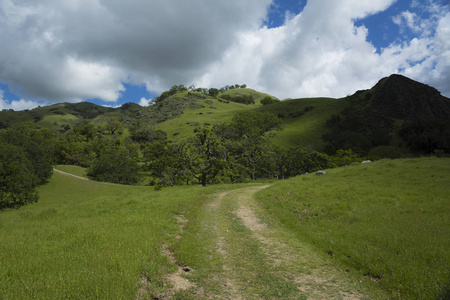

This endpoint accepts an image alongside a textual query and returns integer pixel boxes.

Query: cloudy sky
[0,0,449,110]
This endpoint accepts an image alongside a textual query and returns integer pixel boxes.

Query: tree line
[1,111,368,210]
[155,83,249,103]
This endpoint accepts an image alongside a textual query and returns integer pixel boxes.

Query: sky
[0,0,449,110]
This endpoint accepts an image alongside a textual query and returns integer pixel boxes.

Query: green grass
[158,94,347,150]
[221,88,276,105]
[36,114,79,130]
[2,90,347,151]
[3,158,447,298]
[55,165,88,177]
[257,97,348,150]
[158,96,256,138]
[255,157,450,299]
[170,186,303,298]
[0,171,239,299]
[170,185,381,299]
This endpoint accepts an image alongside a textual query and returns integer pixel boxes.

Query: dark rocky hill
[324,74,450,155]
[364,74,450,119]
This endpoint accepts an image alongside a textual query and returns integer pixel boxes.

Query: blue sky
[0,0,449,110]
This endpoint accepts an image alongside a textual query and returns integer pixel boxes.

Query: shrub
[260,96,280,105]
[87,146,142,185]
[0,143,39,209]
[368,146,403,159]
[329,149,363,167]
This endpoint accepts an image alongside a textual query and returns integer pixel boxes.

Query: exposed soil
[207,185,365,299]
[53,168,89,180]
[141,185,368,299]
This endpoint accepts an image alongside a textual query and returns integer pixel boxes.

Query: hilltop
[1,74,449,155]
[323,74,450,155]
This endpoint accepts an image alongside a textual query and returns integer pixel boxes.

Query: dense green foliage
[129,119,168,143]
[143,111,283,187]
[323,74,450,156]
[399,117,450,153]
[87,144,142,185]
[0,124,53,209]
[1,74,449,205]
[256,158,450,299]
[0,105,375,196]
[260,96,280,105]
[219,93,255,104]
[0,143,39,208]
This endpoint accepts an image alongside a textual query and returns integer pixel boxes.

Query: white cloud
[393,10,437,37]
[0,0,449,104]
[196,0,399,99]
[0,0,271,102]
[195,0,450,99]
[0,89,43,111]
[401,12,450,96]
[139,97,153,107]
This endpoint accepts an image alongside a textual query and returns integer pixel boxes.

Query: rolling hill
[323,74,450,154]
[1,74,449,154]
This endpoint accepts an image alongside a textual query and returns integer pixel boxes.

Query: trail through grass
[0,171,239,299]
[255,158,450,299]
[170,185,378,299]
[2,158,447,299]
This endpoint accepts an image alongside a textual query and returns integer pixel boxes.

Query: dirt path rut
[153,185,368,299]
[204,185,365,299]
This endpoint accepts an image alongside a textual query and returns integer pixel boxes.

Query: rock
[316,170,326,175]
[361,160,372,164]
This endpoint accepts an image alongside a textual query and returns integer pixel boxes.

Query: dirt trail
[53,168,89,180]
[205,185,365,299]
[53,168,121,186]
[148,185,368,299]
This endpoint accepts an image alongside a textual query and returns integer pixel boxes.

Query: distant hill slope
[137,88,277,140]
[0,101,140,131]
[323,74,450,154]
[366,74,450,119]
[257,97,348,150]
[2,74,449,154]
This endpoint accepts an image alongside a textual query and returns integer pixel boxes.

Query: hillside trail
[53,168,89,180]
[53,168,122,186]
[158,185,368,299]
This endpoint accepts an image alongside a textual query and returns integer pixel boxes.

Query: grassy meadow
[257,97,348,150]
[1,158,449,299]
[0,170,243,299]
[157,95,348,151]
[157,95,255,138]
[255,157,450,299]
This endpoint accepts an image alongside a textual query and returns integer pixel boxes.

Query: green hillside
[257,97,348,150]
[145,90,346,150]
[1,74,449,155]
[153,90,269,139]
[256,157,450,300]
[2,87,345,151]
[0,101,138,131]
[221,87,277,105]
[1,158,448,299]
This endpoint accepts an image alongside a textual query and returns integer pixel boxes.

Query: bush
[87,146,142,185]
[368,146,403,159]
[0,143,39,209]
[329,149,363,167]
[260,96,280,105]
[0,127,53,184]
